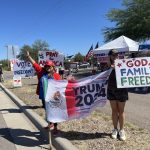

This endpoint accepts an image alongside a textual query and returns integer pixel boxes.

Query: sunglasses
[45,65,53,69]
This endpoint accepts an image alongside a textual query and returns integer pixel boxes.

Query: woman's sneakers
[111,129,126,141]
[111,129,118,139]
[119,129,126,141]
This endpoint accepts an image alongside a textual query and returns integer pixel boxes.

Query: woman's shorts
[59,70,64,75]
[107,88,128,102]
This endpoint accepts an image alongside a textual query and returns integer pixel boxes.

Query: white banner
[45,69,112,123]
[94,51,125,63]
[115,57,150,88]
[10,59,19,71]
[13,60,35,77]
[38,51,64,67]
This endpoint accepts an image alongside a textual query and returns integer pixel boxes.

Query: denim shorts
[107,88,128,102]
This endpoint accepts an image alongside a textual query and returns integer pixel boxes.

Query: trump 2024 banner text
[45,69,112,123]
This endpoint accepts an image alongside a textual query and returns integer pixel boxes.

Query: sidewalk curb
[0,83,78,150]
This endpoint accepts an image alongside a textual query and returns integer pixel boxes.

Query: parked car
[78,62,90,68]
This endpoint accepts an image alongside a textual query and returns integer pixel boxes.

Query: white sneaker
[111,129,118,139]
[119,129,126,141]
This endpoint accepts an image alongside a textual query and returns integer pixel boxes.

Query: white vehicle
[78,62,90,68]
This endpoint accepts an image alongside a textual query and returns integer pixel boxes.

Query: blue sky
[0,0,123,60]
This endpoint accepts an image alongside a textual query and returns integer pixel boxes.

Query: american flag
[85,45,93,61]
[95,42,99,49]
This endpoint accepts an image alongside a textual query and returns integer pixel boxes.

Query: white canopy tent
[94,35,139,55]
[93,35,139,63]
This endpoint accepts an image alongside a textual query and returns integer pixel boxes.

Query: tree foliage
[0,59,9,70]
[18,40,49,62]
[18,45,33,61]
[32,39,49,51]
[103,0,150,42]
[73,52,84,62]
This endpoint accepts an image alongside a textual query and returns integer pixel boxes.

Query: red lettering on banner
[39,60,62,67]
[46,51,58,57]
[126,59,148,67]
[126,60,133,67]
[39,60,45,66]
[141,59,148,66]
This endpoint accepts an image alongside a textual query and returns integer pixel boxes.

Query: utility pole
[12,45,16,59]
[5,45,9,68]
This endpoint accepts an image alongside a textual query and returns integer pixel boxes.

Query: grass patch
[92,111,111,121]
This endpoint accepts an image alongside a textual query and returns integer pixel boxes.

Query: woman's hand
[66,75,75,81]
[26,51,30,57]
[25,51,35,64]
[111,64,115,68]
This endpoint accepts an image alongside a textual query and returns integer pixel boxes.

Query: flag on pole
[93,42,99,58]
[85,45,93,61]
[95,42,99,49]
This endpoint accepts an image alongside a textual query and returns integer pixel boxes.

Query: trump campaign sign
[115,57,150,88]
[44,69,112,123]
[38,51,64,67]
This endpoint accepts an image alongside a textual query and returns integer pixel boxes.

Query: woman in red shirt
[26,51,61,134]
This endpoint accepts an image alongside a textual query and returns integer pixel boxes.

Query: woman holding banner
[26,51,61,135]
[107,49,128,141]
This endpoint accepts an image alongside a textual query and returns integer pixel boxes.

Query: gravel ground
[2,77,150,150]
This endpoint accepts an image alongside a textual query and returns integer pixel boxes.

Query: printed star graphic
[117,63,122,67]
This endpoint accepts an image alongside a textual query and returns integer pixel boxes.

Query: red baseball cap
[44,60,55,67]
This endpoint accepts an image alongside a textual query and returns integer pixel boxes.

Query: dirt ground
[2,76,150,150]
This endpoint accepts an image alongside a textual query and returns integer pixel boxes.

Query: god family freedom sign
[115,57,150,88]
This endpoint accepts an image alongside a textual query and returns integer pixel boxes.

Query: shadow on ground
[0,108,21,113]
[55,130,110,140]
[0,128,49,149]
[21,105,43,110]
[0,106,42,114]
